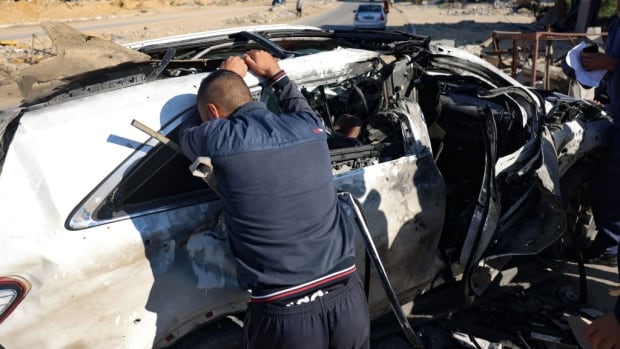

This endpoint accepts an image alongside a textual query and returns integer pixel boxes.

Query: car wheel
[166,315,244,349]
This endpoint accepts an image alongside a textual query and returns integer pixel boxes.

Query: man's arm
[244,50,316,117]
[580,52,618,71]
[269,71,315,115]
[583,304,620,349]
[178,108,207,161]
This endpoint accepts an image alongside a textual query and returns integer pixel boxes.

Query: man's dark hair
[197,69,253,115]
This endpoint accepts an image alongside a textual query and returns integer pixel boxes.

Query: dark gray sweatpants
[243,274,370,349]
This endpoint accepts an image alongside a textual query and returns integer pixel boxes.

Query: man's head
[334,113,363,139]
[196,69,253,122]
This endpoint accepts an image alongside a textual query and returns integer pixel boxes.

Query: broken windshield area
[14,23,330,105]
[14,22,427,106]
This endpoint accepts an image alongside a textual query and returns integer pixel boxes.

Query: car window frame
[66,85,273,231]
[65,106,217,230]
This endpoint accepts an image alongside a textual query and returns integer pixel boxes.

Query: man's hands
[581,52,617,71]
[219,50,282,80]
[220,56,248,78]
[583,312,620,349]
[244,50,282,79]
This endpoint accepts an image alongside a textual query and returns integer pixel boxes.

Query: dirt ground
[0,0,341,41]
[0,0,536,30]
[0,0,540,108]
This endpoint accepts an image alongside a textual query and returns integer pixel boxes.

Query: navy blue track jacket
[179,73,357,297]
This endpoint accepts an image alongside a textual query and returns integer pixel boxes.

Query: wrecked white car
[0,22,613,348]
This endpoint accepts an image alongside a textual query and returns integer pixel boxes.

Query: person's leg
[244,298,329,349]
[589,125,620,258]
[326,274,370,349]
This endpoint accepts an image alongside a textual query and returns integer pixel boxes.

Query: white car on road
[353,4,387,30]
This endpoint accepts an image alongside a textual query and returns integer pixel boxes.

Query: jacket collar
[230,101,267,118]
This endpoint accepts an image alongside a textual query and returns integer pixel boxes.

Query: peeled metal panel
[459,107,501,294]
[336,152,446,316]
[487,127,566,257]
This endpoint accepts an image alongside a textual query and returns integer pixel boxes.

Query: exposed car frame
[0,23,613,348]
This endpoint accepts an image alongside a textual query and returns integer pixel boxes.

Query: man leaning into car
[177,49,370,349]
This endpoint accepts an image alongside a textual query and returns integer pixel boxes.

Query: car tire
[166,315,244,349]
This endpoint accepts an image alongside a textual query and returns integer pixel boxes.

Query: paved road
[300,0,416,32]
[0,1,417,43]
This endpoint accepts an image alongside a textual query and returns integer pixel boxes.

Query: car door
[331,98,447,316]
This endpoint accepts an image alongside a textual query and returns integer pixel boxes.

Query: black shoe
[584,253,618,267]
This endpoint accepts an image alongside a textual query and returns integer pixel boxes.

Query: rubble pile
[373,257,617,349]
[0,43,54,93]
